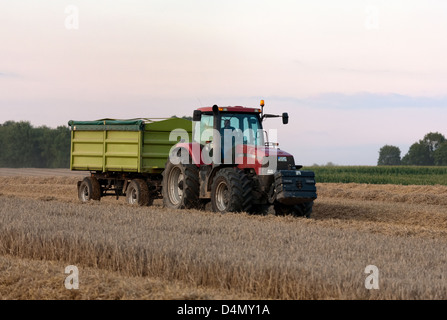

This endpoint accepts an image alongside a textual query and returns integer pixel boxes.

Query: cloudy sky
[1,0,447,165]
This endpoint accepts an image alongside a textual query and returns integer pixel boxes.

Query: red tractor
[162,101,317,217]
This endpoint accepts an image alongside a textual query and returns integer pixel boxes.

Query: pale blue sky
[1,0,447,165]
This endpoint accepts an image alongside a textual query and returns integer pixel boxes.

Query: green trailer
[69,118,192,205]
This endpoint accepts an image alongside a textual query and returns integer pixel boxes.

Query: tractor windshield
[220,113,264,147]
[193,113,264,147]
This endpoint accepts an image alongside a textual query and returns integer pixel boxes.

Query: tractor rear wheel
[274,201,313,218]
[126,179,153,206]
[162,155,200,210]
[78,177,101,202]
[211,168,253,213]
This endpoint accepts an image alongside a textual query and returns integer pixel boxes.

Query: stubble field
[1,168,447,300]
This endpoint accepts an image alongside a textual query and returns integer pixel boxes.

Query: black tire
[78,177,101,202]
[162,154,200,210]
[274,201,313,218]
[211,168,253,213]
[126,179,153,206]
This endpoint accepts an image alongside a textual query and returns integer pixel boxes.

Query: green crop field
[305,166,447,185]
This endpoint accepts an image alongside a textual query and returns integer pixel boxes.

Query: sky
[1,0,447,165]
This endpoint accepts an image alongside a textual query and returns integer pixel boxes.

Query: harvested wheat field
[1,168,447,300]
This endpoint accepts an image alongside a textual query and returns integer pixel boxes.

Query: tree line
[378,132,447,166]
[0,121,71,168]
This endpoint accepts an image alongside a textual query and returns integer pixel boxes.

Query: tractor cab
[192,103,289,166]
[193,106,263,145]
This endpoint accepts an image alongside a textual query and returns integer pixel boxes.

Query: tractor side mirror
[193,110,202,122]
[282,113,289,125]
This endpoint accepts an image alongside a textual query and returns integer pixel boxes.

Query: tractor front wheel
[211,168,253,213]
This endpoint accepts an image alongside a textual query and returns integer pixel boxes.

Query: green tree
[401,141,433,166]
[0,121,71,168]
[433,141,447,166]
[50,126,71,168]
[378,145,401,165]
[0,121,37,167]
[422,132,445,153]
[401,132,446,166]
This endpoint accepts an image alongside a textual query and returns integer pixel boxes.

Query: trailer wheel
[78,177,101,202]
[126,179,153,206]
[162,156,200,210]
[274,201,313,218]
[211,168,253,213]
